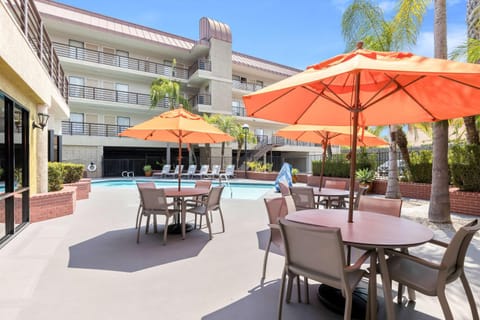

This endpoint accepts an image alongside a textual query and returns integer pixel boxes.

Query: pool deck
[0,182,479,319]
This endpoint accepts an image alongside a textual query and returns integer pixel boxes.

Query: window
[115,83,129,103]
[70,112,84,135]
[117,116,130,134]
[116,50,129,68]
[164,59,173,77]
[68,39,84,60]
[69,76,84,98]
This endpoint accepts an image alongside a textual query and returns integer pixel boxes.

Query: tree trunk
[205,143,212,168]
[386,125,401,198]
[236,142,243,169]
[429,0,451,223]
[396,127,411,168]
[220,142,225,170]
[463,116,480,145]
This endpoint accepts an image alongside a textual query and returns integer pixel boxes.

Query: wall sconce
[33,113,50,130]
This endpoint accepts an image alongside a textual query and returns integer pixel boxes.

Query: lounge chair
[219,164,235,180]
[193,165,209,179]
[181,164,197,179]
[165,164,183,178]
[152,164,171,178]
[206,164,221,179]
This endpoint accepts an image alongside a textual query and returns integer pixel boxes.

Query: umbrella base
[317,284,372,319]
[167,223,194,234]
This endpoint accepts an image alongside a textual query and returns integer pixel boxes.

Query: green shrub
[408,150,433,183]
[48,162,64,192]
[247,161,273,172]
[356,147,377,171]
[323,157,351,178]
[62,163,84,183]
[449,144,480,191]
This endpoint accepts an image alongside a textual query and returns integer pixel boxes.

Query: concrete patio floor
[0,184,479,319]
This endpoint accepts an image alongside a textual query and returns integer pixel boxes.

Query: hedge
[48,162,85,192]
[450,144,480,192]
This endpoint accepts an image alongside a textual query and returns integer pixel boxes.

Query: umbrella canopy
[244,45,480,222]
[119,107,234,190]
[275,124,388,189]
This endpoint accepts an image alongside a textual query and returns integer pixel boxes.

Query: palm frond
[391,0,428,50]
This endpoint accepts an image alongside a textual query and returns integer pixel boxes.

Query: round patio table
[286,209,434,320]
[312,188,350,208]
[163,187,210,237]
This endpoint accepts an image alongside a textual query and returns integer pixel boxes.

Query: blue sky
[53,0,467,70]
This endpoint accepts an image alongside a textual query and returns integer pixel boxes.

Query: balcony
[62,121,130,137]
[189,94,212,108]
[5,0,68,101]
[232,80,264,92]
[68,84,170,108]
[188,58,212,77]
[232,106,246,117]
[53,42,189,79]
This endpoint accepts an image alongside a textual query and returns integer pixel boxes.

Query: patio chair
[262,196,297,283]
[137,187,179,245]
[385,219,480,320]
[152,164,171,178]
[165,164,183,178]
[340,185,369,210]
[358,197,402,217]
[290,186,316,210]
[206,164,221,179]
[135,182,156,229]
[277,219,371,320]
[278,181,291,196]
[219,164,235,180]
[181,164,197,179]
[318,179,349,208]
[185,186,225,240]
[193,164,209,179]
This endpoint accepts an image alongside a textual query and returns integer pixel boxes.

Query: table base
[317,284,371,319]
[167,223,194,234]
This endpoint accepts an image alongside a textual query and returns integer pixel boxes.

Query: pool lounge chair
[193,165,209,179]
[181,164,197,179]
[206,165,221,179]
[165,165,183,178]
[219,164,235,180]
[152,164,171,178]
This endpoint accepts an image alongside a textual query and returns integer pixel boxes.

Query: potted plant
[291,168,299,183]
[143,164,153,177]
[355,168,375,193]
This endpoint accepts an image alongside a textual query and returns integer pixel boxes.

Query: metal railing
[232,106,246,117]
[5,0,68,101]
[188,58,212,77]
[232,80,264,92]
[68,84,172,108]
[62,121,132,137]
[189,94,212,107]
[53,42,189,79]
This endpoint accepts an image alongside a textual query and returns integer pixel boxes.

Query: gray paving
[0,185,479,319]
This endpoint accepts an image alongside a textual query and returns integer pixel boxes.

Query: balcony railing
[5,0,69,101]
[69,84,171,108]
[254,135,316,147]
[232,106,246,117]
[62,121,130,137]
[53,42,189,79]
[188,58,212,77]
[189,93,212,107]
[232,80,264,92]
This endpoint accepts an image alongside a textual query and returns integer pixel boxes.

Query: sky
[52,0,468,70]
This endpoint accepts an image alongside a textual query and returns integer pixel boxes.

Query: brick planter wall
[373,180,432,200]
[64,179,91,200]
[450,189,480,216]
[30,186,77,222]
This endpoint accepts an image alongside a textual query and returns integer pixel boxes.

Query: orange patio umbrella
[119,107,234,190]
[275,124,387,189]
[244,43,480,222]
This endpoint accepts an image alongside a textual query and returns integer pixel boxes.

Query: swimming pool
[91,179,275,200]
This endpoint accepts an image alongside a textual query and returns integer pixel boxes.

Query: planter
[144,171,153,177]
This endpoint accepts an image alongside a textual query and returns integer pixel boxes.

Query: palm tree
[341,0,428,198]
[150,60,190,110]
[428,0,451,223]
[208,114,237,170]
[231,123,257,170]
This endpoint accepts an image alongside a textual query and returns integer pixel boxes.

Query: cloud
[411,24,466,58]
[330,0,350,12]
[378,1,397,14]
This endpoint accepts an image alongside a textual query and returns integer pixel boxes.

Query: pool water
[92,179,275,200]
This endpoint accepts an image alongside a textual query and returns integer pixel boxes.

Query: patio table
[286,209,433,320]
[163,187,209,238]
[312,187,350,208]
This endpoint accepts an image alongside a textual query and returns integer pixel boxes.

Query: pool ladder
[218,174,233,198]
[122,171,135,178]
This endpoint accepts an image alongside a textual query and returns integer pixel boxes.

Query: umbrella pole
[348,73,361,223]
[319,141,327,191]
[178,140,182,191]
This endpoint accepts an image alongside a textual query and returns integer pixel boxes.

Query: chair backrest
[199,165,209,174]
[358,197,402,217]
[441,219,480,279]
[353,185,369,210]
[284,195,297,213]
[290,186,315,210]
[279,181,291,196]
[264,197,289,225]
[161,164,171,173]
[324,179,348,190]
[173,165,183,174]
[225,164,235,175]
[187,164,197,174]
[207,185,224,210]
[195,180,212,189]
[139,188,170,212]
[211,165,221,174]
[278,218,347,286]
[136,182,156,190]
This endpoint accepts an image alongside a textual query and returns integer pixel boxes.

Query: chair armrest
[345,250,373,272]
[268,224,280,230]
[429,238,449,248]
[385,249,444,270]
